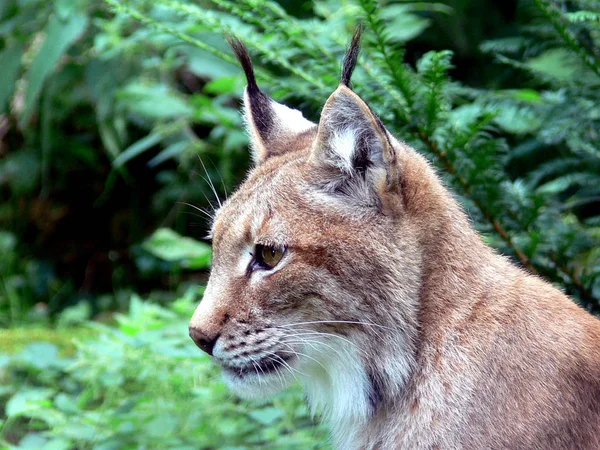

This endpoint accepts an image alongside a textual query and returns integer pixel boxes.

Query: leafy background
[1,0,599,448]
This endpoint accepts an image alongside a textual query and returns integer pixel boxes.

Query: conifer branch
[357,0,413,122]
[548,252,596,308]
[158,0,328,90]
[104,0,238,66]
[534,0,600,78]
[207,0,328,64]
[416,130,537,274]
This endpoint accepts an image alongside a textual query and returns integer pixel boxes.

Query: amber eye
[254,244,285,270]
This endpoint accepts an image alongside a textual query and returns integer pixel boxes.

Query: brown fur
[189,36,600,449]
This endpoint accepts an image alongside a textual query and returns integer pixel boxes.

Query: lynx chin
[189,29,600,449]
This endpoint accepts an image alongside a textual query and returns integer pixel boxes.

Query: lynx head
[189,29,435,434]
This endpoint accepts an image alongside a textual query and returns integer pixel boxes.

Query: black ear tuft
[225,35,316,165]
[226,35,274,143]
[226,36,260,95]
[340,25,363,88]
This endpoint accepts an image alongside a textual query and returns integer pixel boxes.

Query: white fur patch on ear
[270,100,314,134]
[312,86,392,181]
[330,129,357,174]
[242,89,315,164]
[242,89,267,164]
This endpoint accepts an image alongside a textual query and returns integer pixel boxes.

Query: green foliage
[0,293,328,449]
[142,228,212,270]
[0,230,60,327]
[0,0,246,320]
[477,0,600,306]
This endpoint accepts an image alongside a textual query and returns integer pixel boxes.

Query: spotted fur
[189,33,600,449]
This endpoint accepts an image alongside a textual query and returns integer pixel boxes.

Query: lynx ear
[227,37,316,165]
[311,29,400,192]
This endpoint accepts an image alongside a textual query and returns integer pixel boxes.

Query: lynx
[188,29,600,449]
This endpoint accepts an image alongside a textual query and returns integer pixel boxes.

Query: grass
[0,328,97,356]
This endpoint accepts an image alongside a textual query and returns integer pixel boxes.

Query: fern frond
[571,0,600,13]
[534,0,600,78]
[565,11,600,23]
[415,50,453,135]
[156,0,329,91]
[480,37,531,55]
[104,0,239,67]
[357,0,414,123]
[526,157,587,187]
[536,172,600,196]
[207,0,336,70]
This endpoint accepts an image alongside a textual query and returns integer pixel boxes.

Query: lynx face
[192,149,420,400]
[189,31,421,422]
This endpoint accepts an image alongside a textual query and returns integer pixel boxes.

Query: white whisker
[197,155,222,208]
[209,158,228,200]
[267,354,287,386]
[278,345,329,373]
[280,319,394,332]
[177,201,215,220]
[283,337,339,355]
[278,328,361,351]
[264,351,304,382]
[188,173,219,214]
[251,360,265,387]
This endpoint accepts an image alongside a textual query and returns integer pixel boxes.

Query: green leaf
[493,105,542,134]
[98,122,122,160]
[536,173,597,195]
[56,302,91,327]
[118,83,193,119]
[17,433,48,449]
[183,44,239,79]
[55,0,88,19]
[0,44,24,114]
[41,438,72,450]
[380,5,431,42]
[59,422,97,440]
[54,393,79,414]
[6,389,53,417]
[565,11,600,23]
[524,49,578,81]
[508,89,542,103]
[204,76,240,95]
[0,353,10,369]
[147,141,190,168]
[417,50,454,76]
[112,132,163,168]
[0,231,17,253]
[0,150,41,195]
[20,13,89,126]
[142,228,212,269]
[17,342,59,369]
[249,406,283,425]
[143,414,178,437]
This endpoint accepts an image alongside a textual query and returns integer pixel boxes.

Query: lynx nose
[189,326,219,356]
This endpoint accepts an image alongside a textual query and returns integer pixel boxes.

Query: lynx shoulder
[189,29,600,449]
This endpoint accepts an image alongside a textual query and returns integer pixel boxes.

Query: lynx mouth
[222,354,293,379]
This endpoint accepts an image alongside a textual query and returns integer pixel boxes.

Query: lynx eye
[254,244,285,270]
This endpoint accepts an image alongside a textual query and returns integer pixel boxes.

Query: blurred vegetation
[0,292,328,449]
[0,0,599,448]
